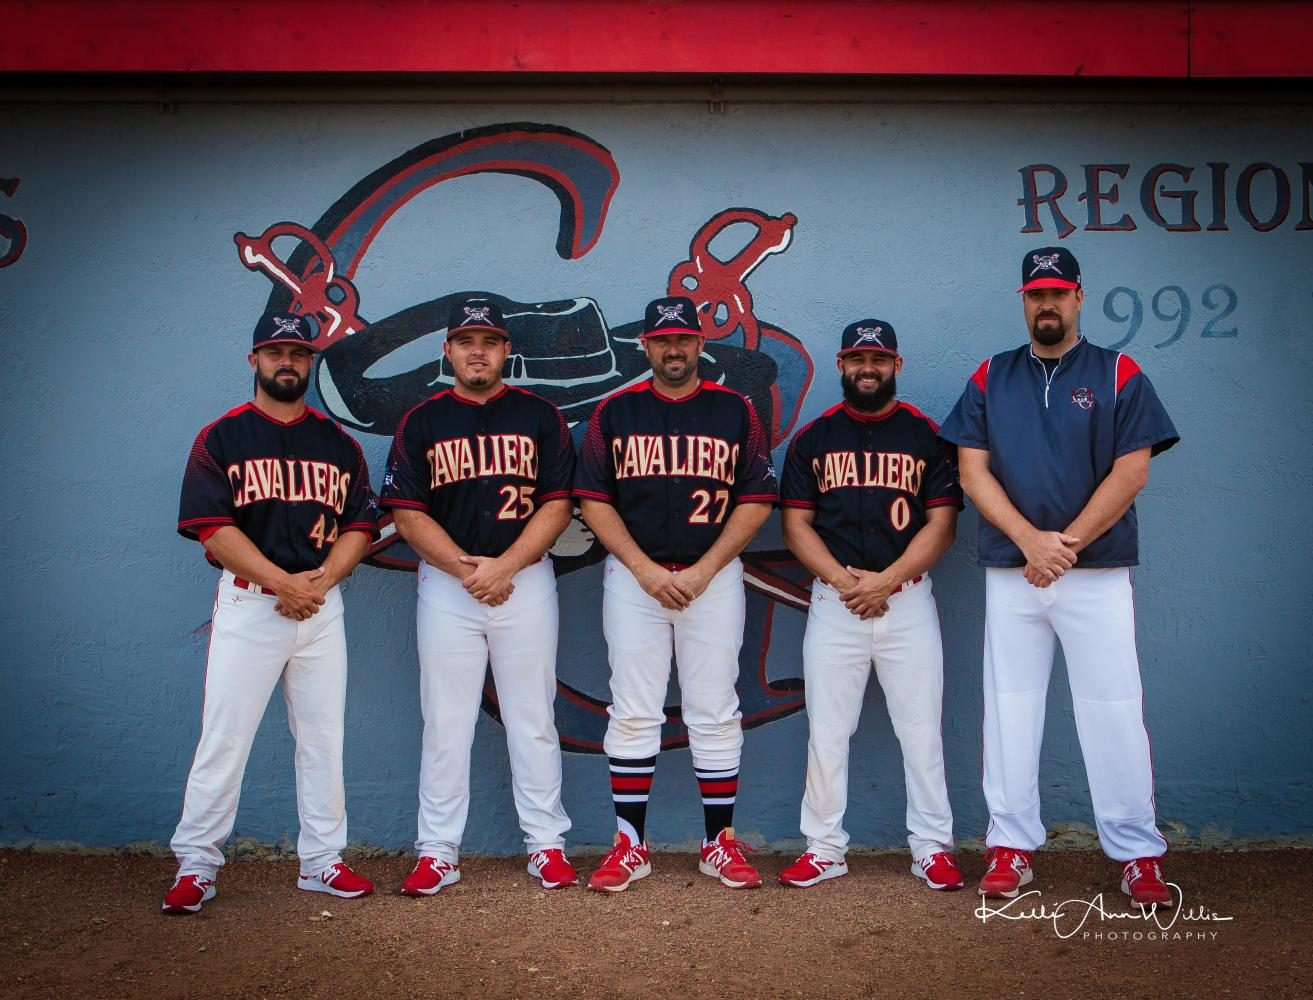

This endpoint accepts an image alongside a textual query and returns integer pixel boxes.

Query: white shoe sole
[528,860,579,890]
[298,876,374,898]
[587,860,651,893]
[779,862,848,888]
[912,862,964,891]
[161,884,216,914]
[979,868,1034,899]
[401,870,461,897]
[698,860,763,889]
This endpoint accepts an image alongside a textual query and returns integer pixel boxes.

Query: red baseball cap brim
[1018,277,1080,292]
[837,345,899,358]
[640,326,704,340]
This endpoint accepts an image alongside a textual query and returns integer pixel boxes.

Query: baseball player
[163,312,379,915]
[574,295,778,893]
[382,297,579,894]
[778,319,964,890]
[939,246,1180,907]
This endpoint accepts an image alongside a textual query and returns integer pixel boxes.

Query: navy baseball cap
[252,311,320,351]
[641,295,704,339]
[447,296,510,339]
[1019,246,1081,292]
[838,319,899,358]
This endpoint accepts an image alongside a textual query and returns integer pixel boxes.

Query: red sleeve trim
[196,525,225,543]
[781,499,817,509]
[925,497,964,509]
[339,523,380,540]
[537,490,572,502]
[379,498,429,511]
[572,488,614,502]
[970,358,991,394]
[1115,353,1142,395]
[736,494,779,504]
[179,516,236,529]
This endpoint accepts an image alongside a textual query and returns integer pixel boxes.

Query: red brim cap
[837,345,899,358]
[1018,277,1080,292]
[640,326,704,339]
[252,337,321,351]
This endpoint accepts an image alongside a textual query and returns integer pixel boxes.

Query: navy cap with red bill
[641,295,704,339]
[252,312,320,351]
[1019,246,1081,292]
[838,319,899,358]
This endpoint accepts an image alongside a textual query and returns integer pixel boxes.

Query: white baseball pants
[171,571,350,879]
[600,555,745,771]
[414,557,570,861]
[799,575,954,862]
[982,567,1167,861]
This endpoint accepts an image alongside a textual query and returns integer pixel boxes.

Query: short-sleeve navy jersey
[178,403,379,573]
[939,337,1179,568]
[380,385,575,558]
[573,379,778,565]
[782,400,963,572]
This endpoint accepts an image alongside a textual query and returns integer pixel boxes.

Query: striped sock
[696,765,739,841]
[609,755,656,845]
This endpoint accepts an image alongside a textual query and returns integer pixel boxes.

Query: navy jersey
[178,403,379,572]
[573,379,778,565]
[939,337,1179,568]
[782,400,963,572]
[381,385,575,557]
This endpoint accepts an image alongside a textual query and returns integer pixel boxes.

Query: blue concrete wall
[1,101,1310,854]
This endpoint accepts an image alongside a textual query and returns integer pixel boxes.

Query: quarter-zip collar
[1028,335,1086,408]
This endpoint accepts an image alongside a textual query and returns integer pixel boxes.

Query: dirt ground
[1,848,1307,999]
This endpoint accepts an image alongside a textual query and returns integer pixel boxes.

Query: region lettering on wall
[232,121,815,753]
[1019,161,1313,237]
[0,177,27,268]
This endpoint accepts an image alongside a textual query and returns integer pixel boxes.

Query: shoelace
[987,848,1025,873]
[602,840,642,870]
[708,837,755,868]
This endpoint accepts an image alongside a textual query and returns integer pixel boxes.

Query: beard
[1030,312,1069,346]
[257,368,309,403]
[841,370,896,412]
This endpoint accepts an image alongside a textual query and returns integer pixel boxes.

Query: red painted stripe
[17,1,1305,77]
[1115,353,1142,395]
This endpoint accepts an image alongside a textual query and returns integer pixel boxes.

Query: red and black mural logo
[235,122,814,752]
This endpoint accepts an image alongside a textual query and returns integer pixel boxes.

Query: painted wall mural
[3,100,1309,852]
[233,123,815,752]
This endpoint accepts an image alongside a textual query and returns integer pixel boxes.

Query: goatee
[842,371,896,412]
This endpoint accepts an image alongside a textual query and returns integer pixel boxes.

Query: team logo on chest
[426,433,539,488]
[611,434,738,484]
[1071,387,1095,410]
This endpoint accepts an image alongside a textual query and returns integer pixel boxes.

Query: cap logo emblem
[656,303,686,324]
[463,305,492,325]
[273,317,302,335]
[1071,387,1095,410]
[1030,253,1063,276]
[854,326,885,345]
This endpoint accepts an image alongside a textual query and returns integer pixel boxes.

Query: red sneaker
[778,852,848,888]
[161,874,216,915]
[699,827,762,889]
[587,832,651,893]
[1121,858,1174,908]
[401,856,461,896]
[978,847,1033,898]
[298,862,374,898]
[912,851,964,890]
[528,848,579,890]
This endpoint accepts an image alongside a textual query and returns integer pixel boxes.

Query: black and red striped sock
[696,765,739,841]
[609,755,656,845]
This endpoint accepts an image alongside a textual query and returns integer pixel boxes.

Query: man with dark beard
[778,319,964,889]
[164,312,379,914]
[940,247,1180,907]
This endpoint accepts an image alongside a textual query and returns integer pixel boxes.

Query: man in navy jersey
[164,312,379,914]
[382,297,579,894]
[778,319,964,890]
[940,246,1180,907]
[574,295,778,893]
